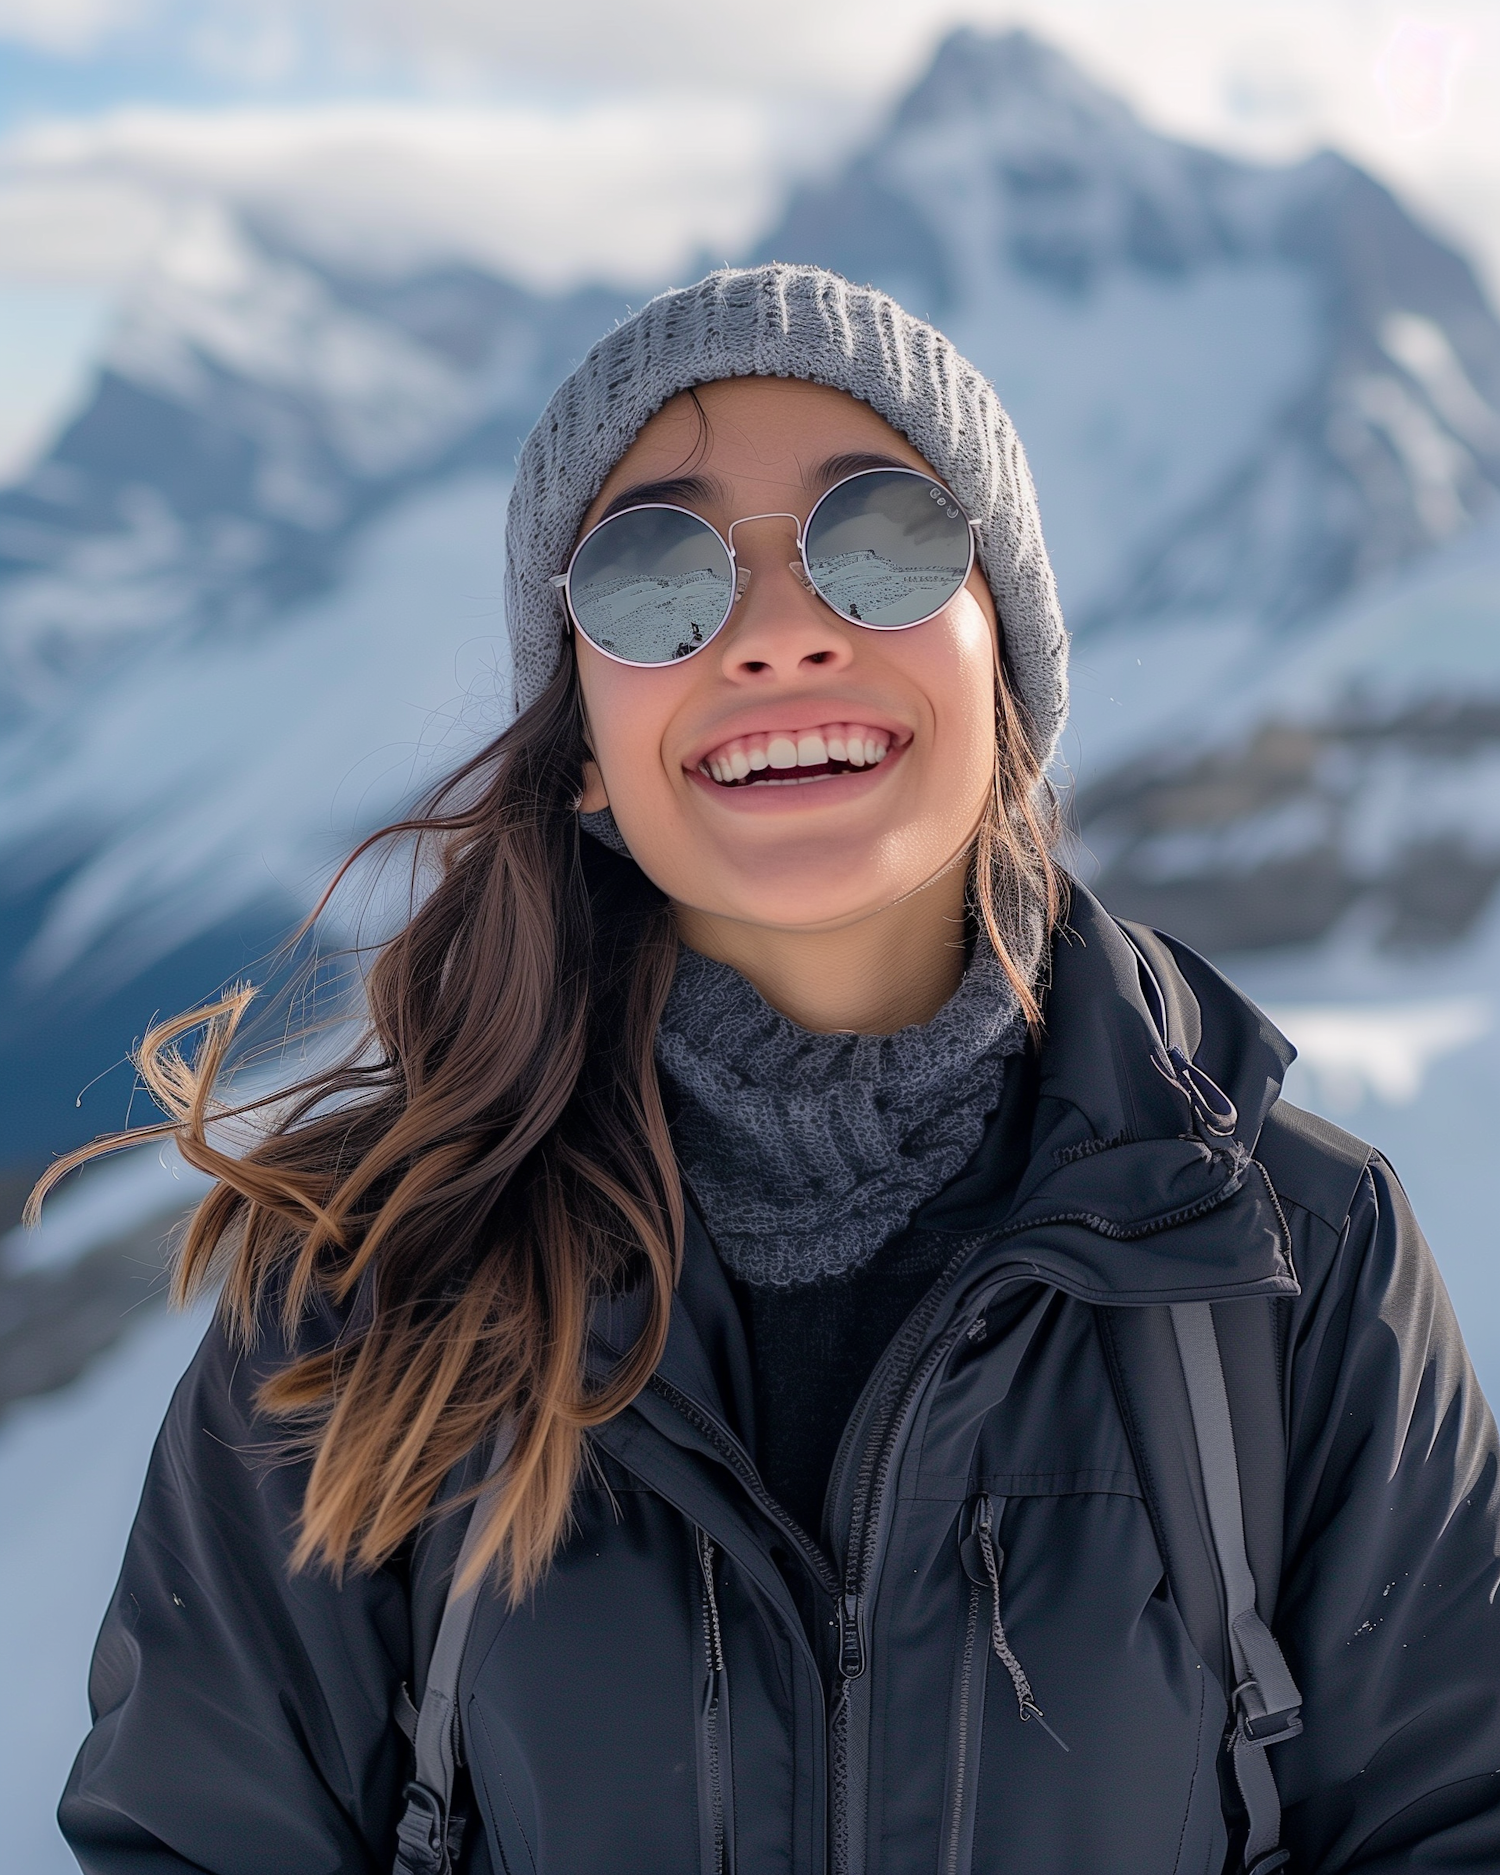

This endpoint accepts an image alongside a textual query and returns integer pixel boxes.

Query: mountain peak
[892,26,1137,137]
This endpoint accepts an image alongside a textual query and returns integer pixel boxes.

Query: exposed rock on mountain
[1072,508,1500,954]
[1081,699,1500,953]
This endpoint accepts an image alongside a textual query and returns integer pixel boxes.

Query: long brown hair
[31,650,1061,1601]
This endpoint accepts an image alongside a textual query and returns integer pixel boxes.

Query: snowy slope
[1072,506,1500,952]
[2,470,513,991]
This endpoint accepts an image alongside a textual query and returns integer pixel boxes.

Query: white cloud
[1,3,1497,300]
[0,0,146,54]
[0,95,785,292]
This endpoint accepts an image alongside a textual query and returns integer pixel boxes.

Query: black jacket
[60,892,1500,1873]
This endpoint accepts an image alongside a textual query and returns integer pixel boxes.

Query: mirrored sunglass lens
[803,471,972,627]
[568,508,733,664]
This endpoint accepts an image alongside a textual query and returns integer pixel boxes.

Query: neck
[671,865,971,1034]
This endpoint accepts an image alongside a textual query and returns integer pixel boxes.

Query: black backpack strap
[1171,1301,1302,1875]
[1100,1299,1299,1875]
[1102,920,1379,1873]
[394,1433,512,1875]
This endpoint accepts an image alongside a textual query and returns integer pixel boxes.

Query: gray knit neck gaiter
[655,933,1029,1289]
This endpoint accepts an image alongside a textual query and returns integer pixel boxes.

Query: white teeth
[699,724,894,783]
[797,733,828,767]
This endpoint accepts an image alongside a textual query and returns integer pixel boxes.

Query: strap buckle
[393,1780,452,1875]
[1234,1677,1303,1748]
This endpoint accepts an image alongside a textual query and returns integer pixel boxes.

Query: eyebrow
[809,450,918,492]
[595,473,729,523]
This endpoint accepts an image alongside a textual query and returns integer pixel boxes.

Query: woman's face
[573,378,999,936]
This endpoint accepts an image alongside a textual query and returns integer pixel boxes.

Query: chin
[624,808,953,926]
[694,862,913,931]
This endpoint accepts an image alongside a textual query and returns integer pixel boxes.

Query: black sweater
[726,1046,1039,1539]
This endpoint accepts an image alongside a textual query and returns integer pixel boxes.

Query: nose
[716,515,854,683]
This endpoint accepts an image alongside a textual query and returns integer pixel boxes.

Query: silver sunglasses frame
[550,465,980,668]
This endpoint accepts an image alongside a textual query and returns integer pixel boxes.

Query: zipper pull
[697,1529,726,1676]
[965,1493,1070,1754]
[959,1492,994,1585]
[1156,1044,1239,1138]
[838,1591,866,1680]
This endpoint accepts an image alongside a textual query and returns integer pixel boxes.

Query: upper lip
[683,704,911,770]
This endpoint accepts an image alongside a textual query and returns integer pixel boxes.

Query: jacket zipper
[943,1494,1072,1875]
[942,1557,988,1875]
[647,1377,841,1600]
[696,1529,735,1875]
[829,1244,986,1875]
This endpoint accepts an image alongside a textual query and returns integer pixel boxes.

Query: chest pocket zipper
[961,1495,1069,1753]
[946,1497,1069,1873]
[695,1530,736,1875]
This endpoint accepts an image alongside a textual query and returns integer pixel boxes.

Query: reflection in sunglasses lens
[804,472,972,627]
[568,507,735,665]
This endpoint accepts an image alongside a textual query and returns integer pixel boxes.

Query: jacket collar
[916,886,1297,1304]
[593,887,1299,1417]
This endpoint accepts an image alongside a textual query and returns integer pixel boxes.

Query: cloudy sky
[0,0,1496,478]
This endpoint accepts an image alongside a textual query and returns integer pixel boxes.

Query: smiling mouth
[695,723,893,788]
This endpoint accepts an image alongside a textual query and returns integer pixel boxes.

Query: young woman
[54,266,1500,1874]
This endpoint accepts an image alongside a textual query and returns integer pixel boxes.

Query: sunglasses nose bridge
[724,511,805,557]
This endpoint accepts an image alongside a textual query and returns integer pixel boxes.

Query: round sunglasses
[551,466,979,668]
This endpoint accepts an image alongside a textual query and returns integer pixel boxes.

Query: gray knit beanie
[504,262,1068,764]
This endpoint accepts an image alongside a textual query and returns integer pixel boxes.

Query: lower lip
[684,743,907,811]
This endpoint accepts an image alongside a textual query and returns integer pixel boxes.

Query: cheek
[576,649,688,801]
[899,601,998,793]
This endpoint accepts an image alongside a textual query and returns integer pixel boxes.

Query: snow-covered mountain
[764,29,1500,631]
[1072,513,1500,955]
[2,22,1498,1186]
[0,212,621,717]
